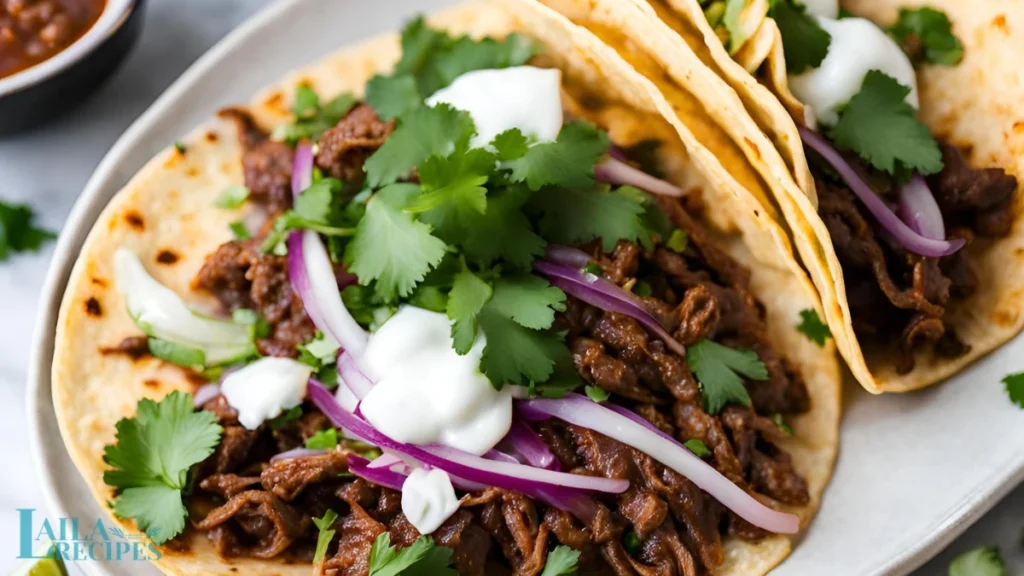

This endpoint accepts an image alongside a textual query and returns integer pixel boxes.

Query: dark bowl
[0,0,145,135]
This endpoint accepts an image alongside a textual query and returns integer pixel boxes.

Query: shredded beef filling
[816,144,1017,373]
[183,110,811,575]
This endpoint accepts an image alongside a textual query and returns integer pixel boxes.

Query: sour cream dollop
[221,357,312,430]
[114,248,252,364]
[358,306,514,455]
[789,17,918,126]
[401,468,461,534]
[425,66,563,149]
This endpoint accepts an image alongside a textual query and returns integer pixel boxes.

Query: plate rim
[24,0,1024,574]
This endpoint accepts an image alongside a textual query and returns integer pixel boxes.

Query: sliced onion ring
[308,380,628,495]
[518,394,800,534]
[501,420,559,470]
[534,259,687,357]
[898,174,945,240]
[192,383,221,407]
[595,157,685,197]
[348,454,407,491]
[798,126,963,257]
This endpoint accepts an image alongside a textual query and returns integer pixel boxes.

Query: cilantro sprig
[0,201,55,261]
[103,391,222,544]
[948,545,1006,576]
[888,7,964,67]
[272,89,357,145]
[368,533,456,576]
[768,0,831,74]
[1002,372,1024,409]
[686,339,767,414]
[796,308,831,346]
[540,546,580,576]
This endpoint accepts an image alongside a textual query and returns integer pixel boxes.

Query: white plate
[26,0,1024,574]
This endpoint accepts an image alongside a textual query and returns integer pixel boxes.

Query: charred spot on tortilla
[142,379,162,389]
[99,336,151,360]
[84,297,102,317]
[205,131,219,143]
[156,250,180,265]
[124,210,145,231]
[90,277,107,287]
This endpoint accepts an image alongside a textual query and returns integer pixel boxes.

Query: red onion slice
[308,380,628,495]
[544,245,592,269]
[595,157,685,197]
[501,420,559,470]
[338,351,373,399]
[534,260,687,358]
[270,447,328,463]
[193,383,221,407]
[518,394,800,534]
[898,174,946,240]
[348,454,407,491]
[798,127,964,257]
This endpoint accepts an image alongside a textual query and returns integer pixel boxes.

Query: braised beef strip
[813,144,1016,372]
[181,103,810,575]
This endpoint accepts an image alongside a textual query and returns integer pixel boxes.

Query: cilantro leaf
[772,413,794,435]
[769,0,831,74]
[686,339,766,414]
[365,74,422,120]
[463,185,546,270]
[147,338,205,369]
[0,201,55,261]
[306,428,340,450]
[506,120,609,191]
[830,71,943,176]
[368,533,456,576]
[478,303,570,387]
[272,89,356,145]
[345,183,448,302]
[530,185,648,252]
[103,391,222,543]
[585,385,610,403]
[428,34,538,96]
[214,185,249,209]
[796,308,831,346]
[684,439,711,457]
[889,7,964,67]
[487,275,565,330]
[293,85,320,119]
[492,128,530,161]
[1002,372,1024,409]
[294,178,340,222]
[229,221,251,240]
[540,546,580,576]
[407,147,495,228]
[297,331,340,368]
[312,509,338,565]
[269,405,303,430]
[364,104,475,187]
[447,266,493,354]
[666,229,689,253]
[948,546,1006,576]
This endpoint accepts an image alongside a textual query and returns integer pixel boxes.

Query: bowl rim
[0,0,137,96]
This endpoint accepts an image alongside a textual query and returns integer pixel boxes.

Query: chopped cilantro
[364,104,475,188]
[462,185,546,270]
[293,85,321,119]
[214,185,249,209]
[260,182,356,255]
[1002,372,1024,409]
[768,0,831,74]
[492,128,530,161]
[888,7,964,66]
[584,263,603,276]
[948,545,1006,576]
[632,280,653,298]
[486,275,566,331]
[684,438,711,457]
[666,229,689,253]
[829,71,943,177]
[539,545,580,576]
[312,509,338,565]
[623,530,642,553]
[174,142,186,154]
[772,413,794,435]
[365,74,422,120]
[344,183,448,302]
[0,201,56,261]
[506,120,609,191]
[306,428,340,450]
[232,308,270,341]
[447,265,492,354]
[102,391,222,544]
[297,331,340,368]
[147,338,205,369]
[687,339,766,414]
[407,147,495,235]
[585,385,610,403]
[368,532,456,576]
[530,185,648,252]
[272,88,356,145]
[796,308,831,346]
[269,406,303,430]
[478,303,570,388]
[229,220,251,240]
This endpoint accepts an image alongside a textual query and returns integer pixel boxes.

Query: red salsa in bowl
[0,0,106,79]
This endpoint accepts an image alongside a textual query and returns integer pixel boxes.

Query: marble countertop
[0,0,1020,574]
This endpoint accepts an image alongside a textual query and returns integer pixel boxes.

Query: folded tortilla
[581,0,1024,392]
[51,1,839,574]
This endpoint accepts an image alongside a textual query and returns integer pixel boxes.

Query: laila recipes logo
[16,509,163,563]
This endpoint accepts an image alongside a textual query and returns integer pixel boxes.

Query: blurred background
[0,0,1020,574]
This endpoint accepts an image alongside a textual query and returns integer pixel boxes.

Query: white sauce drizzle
[114,248,252,363]
[400,468,461,535]
[221,357,312,430]
[426,66,564,149]
[789,17,918,127]
[358,306,513,456]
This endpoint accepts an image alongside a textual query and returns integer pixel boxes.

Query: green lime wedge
[9,546,68,576]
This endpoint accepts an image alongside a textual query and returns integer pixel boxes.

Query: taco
[51,1,839,574]
[575,0,1023,392]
